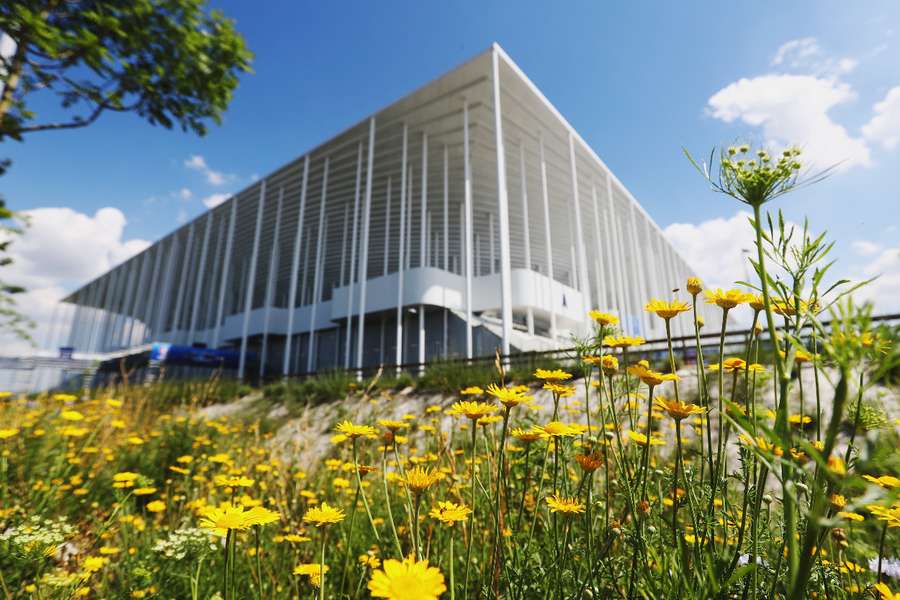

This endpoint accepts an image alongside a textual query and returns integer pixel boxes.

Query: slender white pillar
[442,144,450,355]
[463,101,474,358]
[171,222,195,342]
[343,141,364,369]
[142,245,164,343]
[212,200,237,347]
[628,203,651,336]
[591,184,605,310]
[205,220,225,345]
[567,133,592,330]
[490,51,514,356]
[260,187,283,378]
[188,213,213,344]
[383,177,392,277]
[238,182,266,380]
[283,155,310,376]
[307,157,330,373]
[154,237,179,341]
[395,124,408,369]
[339,204,349,287]
[355,117,376,370]
[518,141,534,335]
[299,231,311,307]
[539,135,557,341]
[124,252,149,347]
[607,178,629,331]
[488,213,495,274]
[418,131,428,368]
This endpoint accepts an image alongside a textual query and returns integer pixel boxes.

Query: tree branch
[17,102,107,134]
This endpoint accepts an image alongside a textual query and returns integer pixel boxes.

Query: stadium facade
[57,44,715,379]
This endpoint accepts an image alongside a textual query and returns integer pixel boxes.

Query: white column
[519,141,534,335]
[239,182,266,380]
[567,132,592,328]
[463,101,474,359]
[643,218,662,337]
[125,251,149,347]
[607,177,629,331]
[307,157,330,373]
[355,117,376,370]
[205,221,226,345]
[299,231,311,307]
[442,143,450,355]
[142,245,164,343]
[260,187,283,378]
[383,177,392,277]
[339,204,349,287]
[395,124,408,369]
[628,203,651,336]
[154,237,179,340]
[591,184,605,311]
[171,222,195,342]
[112,260,136,349]
[188,213,213,344]
[539,134,557,341]
[491,47,513,357]
[488,212,495,274]
[212,200,237,347]
[283,155,310,376]
[418,131,428,368]
[344,141,364,368]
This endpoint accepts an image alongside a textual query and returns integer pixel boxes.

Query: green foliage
[0,160,31,341]
[0,0,253,140]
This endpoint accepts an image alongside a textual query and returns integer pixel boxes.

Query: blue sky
[3,1,900,352]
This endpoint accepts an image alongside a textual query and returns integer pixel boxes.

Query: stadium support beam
[418,131,428,370]
[344,141,363,369]
[568,132,592,329]
[260,187,283,378]
[154,236,179,342]
[239,181,266,380]
[307,157,330,373]
[355,117,376,371]
[591,183,605,312]
[492,45,513,357]
[187,213,212,344]
[463,100,473,359]
[213,199,238,348]
[142,245,164,343]
[442,143,449,355]
[395,123,408,370]
[284,155,310,376]
[539,134,556,341]
[383,177,391,277]
[125,251,149,347]
[519,141,534,335]
[170,222,195,343]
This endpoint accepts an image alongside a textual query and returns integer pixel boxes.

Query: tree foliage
[0,0,253,140]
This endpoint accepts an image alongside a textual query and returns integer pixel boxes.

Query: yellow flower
[543,382,575,397]
[368,556,446,600]
[303,502,346,527]
[874,582,900,600]
[863,475,900,489]
[600,355,619,375]
[511,428,542,444]
[214,475,255,488]
[485,383,531,409]
[429,501,471,525]
[0,427,19,440]
[335,420,377,439]
[704,288,753,310]
[603,335,645,348]
[546,494,585,514]
[404,466,440,494]
[747,294,765,312]
[837,511,865,522]
[686,277,703,296]
[655,397,704,421]
[359,553,381,569]
[60,410,85,421]
[534,368,572,381]
[644,298,691,320]
[459,386,484,396]
[378,419,408,432]
[133,487,157,496]
[146,500,166,513]
[447,401,497,421]
[532,422,581,439]
[588,310,619,326]
[243,506,281,526]
[294,563,329,587]
[200,503,280,535]
[626,430,665,447]
[708,357,748,373]
[574,452,604,472]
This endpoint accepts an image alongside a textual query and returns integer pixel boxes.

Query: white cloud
[177,187,193,200]
[666,214,900,316]
[862,86,900,149]
[184,154,231,186]
[202,193,231,209]
[772,38,820,66]
[0,207,149,356]
[707,74,871,169]
[664,211,759,293]
[854,246,900,313]
[851,240,882,256]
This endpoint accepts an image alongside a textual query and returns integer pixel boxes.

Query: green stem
[318,529,327,600]
[463,423,478,594]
